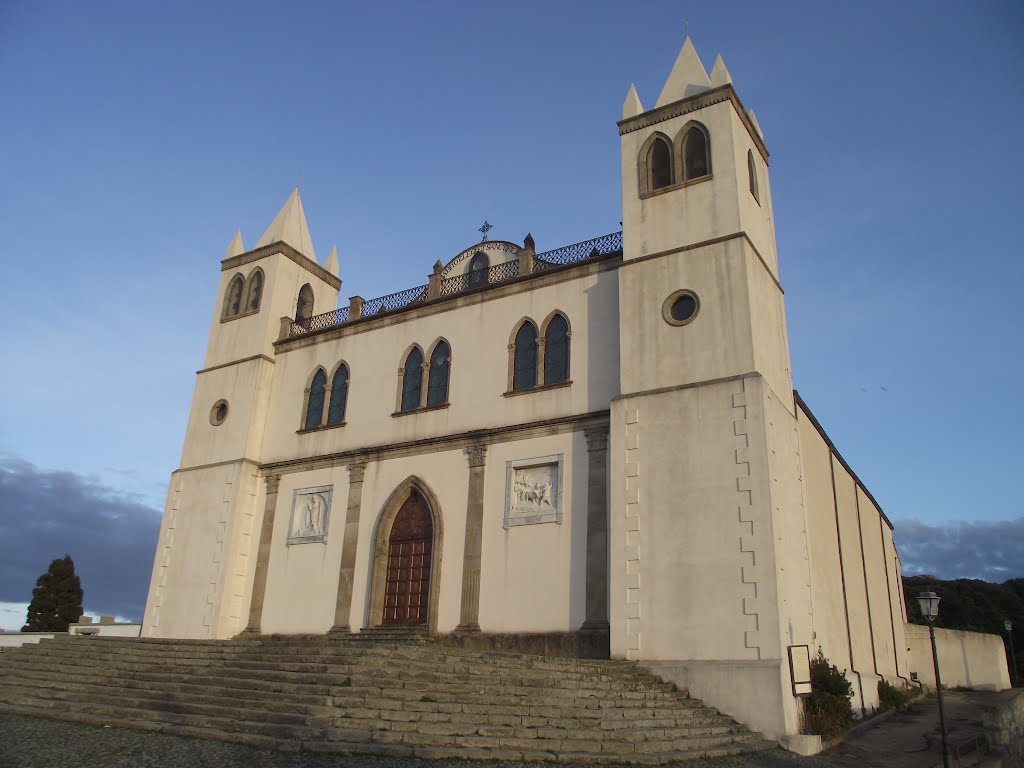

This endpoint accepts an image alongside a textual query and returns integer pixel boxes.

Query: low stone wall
[983,689,1024,755]
[906,623,1010,691]
[0,632,55,650]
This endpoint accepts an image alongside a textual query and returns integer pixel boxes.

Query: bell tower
[143,190,341,640]
[609,38,813,740]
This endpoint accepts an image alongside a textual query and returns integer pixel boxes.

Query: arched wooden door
[382,491,433,625]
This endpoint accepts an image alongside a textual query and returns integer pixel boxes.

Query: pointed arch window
[305,369,327,429]
[649,136,673,190]
[683,125,710,180]
[224,274,244,318]
[401,347,424,412]
[513,321,538,391]
[543,313,570,385]
[468,251,489,289]
[747,149,760,203]
[327,364,349,425]
[295,284,314,326]
[426,341,451,407]
[245,270,264,311]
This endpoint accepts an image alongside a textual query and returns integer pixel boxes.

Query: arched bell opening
[366,478,443,633]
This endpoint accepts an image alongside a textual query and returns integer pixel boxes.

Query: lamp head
[916,591,940,621]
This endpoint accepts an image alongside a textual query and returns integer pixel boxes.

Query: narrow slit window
[468,251,489,289]
[401,348,424,411]
[305,369,327,429]
[513,322,538,390]
[544,314,570,385]
[649,137,672,190]
[748,149,760,203]
[295,284,314,326]
[246,270,264,311]
[327,364,349,425]
[683,126,710,180]
[426,341,450,407]
[226,274,244,317]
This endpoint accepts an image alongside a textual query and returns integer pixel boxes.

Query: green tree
[22,555,84,632]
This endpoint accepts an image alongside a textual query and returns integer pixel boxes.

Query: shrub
[803,650,854,737]
[878,678,912,712]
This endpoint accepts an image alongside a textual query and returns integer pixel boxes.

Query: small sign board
[789,645,813,697]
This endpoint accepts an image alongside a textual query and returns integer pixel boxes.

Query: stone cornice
[221,241,342,291]
[260,410,610,476]
[617,84,769,163]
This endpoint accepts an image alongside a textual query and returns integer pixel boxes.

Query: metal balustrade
[286,231,622,339]
[361,284,428,318]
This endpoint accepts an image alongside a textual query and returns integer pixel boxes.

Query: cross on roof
[478,221,493,242]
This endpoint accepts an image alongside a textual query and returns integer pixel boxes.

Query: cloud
[0,456,161,625]
[894,517,1024,581]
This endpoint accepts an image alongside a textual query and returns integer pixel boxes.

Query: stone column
[329,459,368,634]
[456,444,487,633]
[241,474,281,636]
[580,427,610,656]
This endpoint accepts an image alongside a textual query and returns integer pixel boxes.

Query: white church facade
[143,38,916,741]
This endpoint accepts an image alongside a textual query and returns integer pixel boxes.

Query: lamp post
[1006,620,1017,687]
[917,591,952,768]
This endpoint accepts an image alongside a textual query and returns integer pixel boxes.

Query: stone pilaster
[330,459,368,633]
[241,474,281,636]
[580,426,610,656]
[456,444,487,632]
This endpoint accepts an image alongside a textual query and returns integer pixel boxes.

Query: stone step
[0,664,708,719]
[0,651,682,698]
[0,649,666,692]
[0,637,774,763]
[18,638,647,684]
[0,681,745,746]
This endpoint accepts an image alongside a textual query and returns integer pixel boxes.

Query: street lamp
[917,591,952,768]
[1006,620,1017,687]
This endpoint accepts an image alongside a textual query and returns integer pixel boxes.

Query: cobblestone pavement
[0,714,822,768]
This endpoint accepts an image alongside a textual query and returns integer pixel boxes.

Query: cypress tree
[22,555,84,632]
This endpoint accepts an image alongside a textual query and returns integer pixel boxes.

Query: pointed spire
[256,188,316,261]
[324,245,339,275]
[748,109,764,138]
[225,229,244,259]
[655,37,711,108]
[622,83,644,119]
[709,54,732,88]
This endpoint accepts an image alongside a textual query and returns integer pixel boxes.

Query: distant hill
[903,574,1022,685]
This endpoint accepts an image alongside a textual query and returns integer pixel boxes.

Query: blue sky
[1,1,1022,626]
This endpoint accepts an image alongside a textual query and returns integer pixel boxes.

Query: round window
[210,399,229,426]
[662,290,700,327]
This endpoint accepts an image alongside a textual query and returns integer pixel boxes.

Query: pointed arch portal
[383,492,433,624]
[367,478,443,632]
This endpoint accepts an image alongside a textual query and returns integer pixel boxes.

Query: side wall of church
[797,401,910,714]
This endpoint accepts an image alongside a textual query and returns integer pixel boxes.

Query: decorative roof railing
[289,306,350,336]
[533,230,623,267]
[362,284,428,317]
[286,230,622,339]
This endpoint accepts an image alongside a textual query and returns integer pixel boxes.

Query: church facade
[143,38,912,741]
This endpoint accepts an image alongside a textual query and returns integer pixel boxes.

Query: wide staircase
[0,633,775,763]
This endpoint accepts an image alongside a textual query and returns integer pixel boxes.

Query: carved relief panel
[287,485,332,544]
[504,454,564,528]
